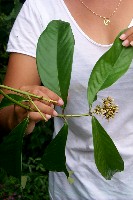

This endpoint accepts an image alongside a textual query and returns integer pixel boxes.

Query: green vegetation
[0,0,51,199]
[0,0,133,199]
[0,0,23,83]
[1,20,133,184]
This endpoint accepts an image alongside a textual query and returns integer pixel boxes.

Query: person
[0,0,133,199]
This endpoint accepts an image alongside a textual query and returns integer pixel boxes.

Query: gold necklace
[79,0,123,25]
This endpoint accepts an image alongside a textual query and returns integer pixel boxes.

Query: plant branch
[0,85,57,104]
[0,86,92,119]
[27,95,47,121]
[58,113,91,118]
[0,89,33,111]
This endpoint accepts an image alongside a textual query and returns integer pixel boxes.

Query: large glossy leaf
[0,118,29,180]
[88,31,133,106]
[41,123,69,177]
[92,116,124,180]
[0,94,26,109]
[36,20,74,108]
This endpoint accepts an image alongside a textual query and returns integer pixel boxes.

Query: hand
[119,26,133,47]
[13,85,64,134]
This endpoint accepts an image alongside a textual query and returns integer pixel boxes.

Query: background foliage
[0,0,24,84]
[0,0,52,199]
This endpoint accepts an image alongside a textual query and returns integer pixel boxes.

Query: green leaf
[41,123,69,177]
[36,20,75,108]
[0,118,29,180]
[0,94,26,109]
[88,30,133,106]
[92,116,124,180]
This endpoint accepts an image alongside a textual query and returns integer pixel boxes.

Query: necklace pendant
[104,18,110,26]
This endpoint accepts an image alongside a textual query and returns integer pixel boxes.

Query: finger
[126,34,133,46]
[14,102,53,134]
[121,39,130,47]
[20,86,52,105]
[39,87,64,106]
[29,100,58,116]
[121,36,133,47]
[28,111,52,122]
[119,27,133,40]
[130,41,133,46]
[20,86,64,106]
[25,112,52,134]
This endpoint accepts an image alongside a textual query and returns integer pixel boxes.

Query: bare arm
[3,53,41,87]
[0,53,63,134]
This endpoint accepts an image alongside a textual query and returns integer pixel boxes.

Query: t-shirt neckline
[60,0,133,47]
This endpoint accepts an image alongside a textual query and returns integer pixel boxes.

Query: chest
[64,0,133,45]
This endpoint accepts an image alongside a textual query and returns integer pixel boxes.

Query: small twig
[0,89,33,111]
[27,95,47,121]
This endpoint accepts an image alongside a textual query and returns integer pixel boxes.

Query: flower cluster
[93,97,119,120]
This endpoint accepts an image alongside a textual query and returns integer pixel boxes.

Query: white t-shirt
[7,0,133,199]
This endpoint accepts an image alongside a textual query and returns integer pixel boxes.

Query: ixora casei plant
[0,20,133,184]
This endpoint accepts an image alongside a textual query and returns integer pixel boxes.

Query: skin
[0,0,133,134]
[0,54,64,134]
[64,0,133,44]
[119,27,133,46]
